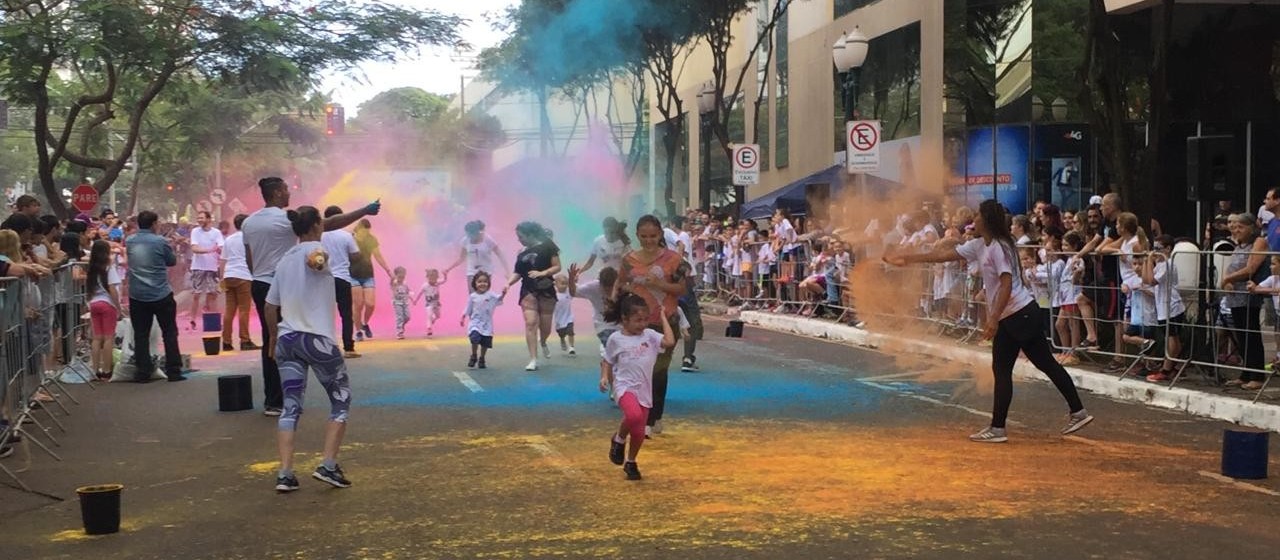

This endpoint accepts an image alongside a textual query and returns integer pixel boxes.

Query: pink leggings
[617,392,650,454]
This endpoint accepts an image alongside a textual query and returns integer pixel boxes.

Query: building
[653,0,1280,235]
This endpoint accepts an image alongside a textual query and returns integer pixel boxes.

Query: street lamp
[833,27,869,123]
[834,27,869,202]
[697,82,716,212]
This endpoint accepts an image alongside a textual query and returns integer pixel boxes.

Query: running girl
[444,220,509,290]
[414,268,446,337]
[601,292,676,480]
[391,267,412,339]
[885,199,1094,443]
[264,206,353,492]
[462,272,504,369]
[553,274,576,356]
[567,263,619,354]
[86,239,124,380]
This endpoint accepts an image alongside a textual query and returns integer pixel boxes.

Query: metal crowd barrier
[698,233,1277,403]
[1,262,92,496]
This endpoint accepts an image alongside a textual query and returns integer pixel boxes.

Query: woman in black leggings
[886,199,1094,442]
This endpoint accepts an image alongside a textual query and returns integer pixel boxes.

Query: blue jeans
[824,271,841,305]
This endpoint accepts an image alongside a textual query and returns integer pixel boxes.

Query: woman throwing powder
[885,199,1094,443]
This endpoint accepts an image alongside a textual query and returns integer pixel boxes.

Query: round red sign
[71,184,99,213]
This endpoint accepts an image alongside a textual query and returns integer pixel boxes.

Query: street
[3,317,1278,559]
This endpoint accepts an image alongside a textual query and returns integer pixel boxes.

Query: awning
[741,165,843,220]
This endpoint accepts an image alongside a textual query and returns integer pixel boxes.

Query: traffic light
[325,103,344,136]
[166,183,175,192]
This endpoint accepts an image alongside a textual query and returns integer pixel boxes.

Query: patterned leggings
[276,332,352,432]
[394,303,410,336]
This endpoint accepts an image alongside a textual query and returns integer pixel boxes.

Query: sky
[319,0,517,115]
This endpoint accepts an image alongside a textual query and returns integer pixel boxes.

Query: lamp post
[697,82,715,213]
[833,27,869,198]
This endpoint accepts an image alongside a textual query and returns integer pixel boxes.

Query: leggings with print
[276,332,351,432]
[394,303,411,336]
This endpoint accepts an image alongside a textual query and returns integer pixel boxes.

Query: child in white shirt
[553,274,576,356]
[412,268,446,337]
[601,292,676,481]
[461,272,504,369]
[1144,235,1188,382]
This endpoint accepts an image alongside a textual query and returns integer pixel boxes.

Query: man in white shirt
[242,176,379,416]
[219,214,258,352]
[188,210,225,330]
[322,205,362,358]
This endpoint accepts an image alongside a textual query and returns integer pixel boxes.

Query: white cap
[1088,195,1103,206]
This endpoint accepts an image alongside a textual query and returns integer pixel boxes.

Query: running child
[264,206,353,492]
[414,268,445,337]
[391,266,412,339]
[461,271,503,369]
[553,274,576,355]
[601,292,676,480]
[567,263,620,354]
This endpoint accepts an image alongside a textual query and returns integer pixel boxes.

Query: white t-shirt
[677,231,693,265]
[1257,276,1280,316]
[221,231,252,281]
[775,219,798,253]
[1053,258,1081,308]
[1152,260,1186,321]
[553,291,574,329]
[955,237,1034,320]
[242,206,295,283]
[605,328,664,408]
[462,235,501,277]
[418,282,440,305]
[591,235,627,272]
[190,226,225,272]
[1118,236,1140,286]
[265,241,337,342]
[1259,205,1274,227]
[574,280,617,333]
[88,267,122,305]
[321,229,359,283]
[663,228,681,254]
[465,291,502,336]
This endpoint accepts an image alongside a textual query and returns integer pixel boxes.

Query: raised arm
[323,201,380,232]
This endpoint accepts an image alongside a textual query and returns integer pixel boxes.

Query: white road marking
[452,371,483,393]
[526,436,583,476]
[1196,470,1280,497]
[856,380,1025,427]
[860,370,934,382]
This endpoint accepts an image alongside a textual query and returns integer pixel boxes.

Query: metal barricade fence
[1,263,92,496]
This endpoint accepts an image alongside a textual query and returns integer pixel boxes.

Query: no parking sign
[846,120,881,173]
[732,144,760,186]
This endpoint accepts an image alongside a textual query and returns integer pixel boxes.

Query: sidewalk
[703,304,1280,433]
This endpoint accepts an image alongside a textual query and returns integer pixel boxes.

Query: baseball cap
[1088,195,1103,206]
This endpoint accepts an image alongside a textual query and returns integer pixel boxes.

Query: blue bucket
[1221,429,1269,480]
[202,312,222,333]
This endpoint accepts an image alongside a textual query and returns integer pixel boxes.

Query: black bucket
[725,320,745,338]
[76,484,123,535]
[218,375,253,412]
[202,336,221,356]
[1222,429,1269,480]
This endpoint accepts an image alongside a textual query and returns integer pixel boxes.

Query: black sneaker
[263,407,283,417]
[363,325,373,339]
[313,464,352,488]
[241,341,261,351]
[467,355,477,369]
[609,438,625,465]
[623,461,642,480]
[275,474,300,493]
[680,358,699,372]
[477,358,486,369]
[222,342,235,352]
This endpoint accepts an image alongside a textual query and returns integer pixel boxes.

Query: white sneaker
[969,426,1008,443]
[567,347,576,356]
[542,344,551,359]
[644,425,652,438]
[525,359,538,372]
[560,341,568,351]
[652,419,663,434]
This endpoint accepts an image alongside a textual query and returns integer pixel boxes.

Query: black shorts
[468,331,493,349]
[1124,324,1157,339]
[1085,280,1119,321]
[556,323,574,337]
[1159,312,1186,337]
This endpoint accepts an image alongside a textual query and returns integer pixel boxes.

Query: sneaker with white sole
[525,359,538,371]
[312,464,352,488]
[652,419,663,434]
[263,407,283,417]
[567,347,576,356]
[1138,339,1156,355]
[969,426,1008,443]
[1061,410,1094,435]
[275,474,300,493]
[542,344,551,359]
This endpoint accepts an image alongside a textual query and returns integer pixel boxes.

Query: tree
[351,87,456,168]
[0,0,464,217]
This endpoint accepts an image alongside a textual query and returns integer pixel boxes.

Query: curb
[735,310,1280,434]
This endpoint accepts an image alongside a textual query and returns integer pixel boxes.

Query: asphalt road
[3,317,1278,559]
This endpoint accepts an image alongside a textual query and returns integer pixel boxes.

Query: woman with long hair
[444,220,509,291]
[86,240,125,379]
[503,221,562,371]
[579,217,631,275]
[885,199,1093,443]
[350,219,392,340]
[614,215,689,437]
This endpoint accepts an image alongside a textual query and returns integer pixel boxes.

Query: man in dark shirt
[1076,194,1124,368]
